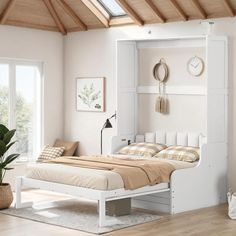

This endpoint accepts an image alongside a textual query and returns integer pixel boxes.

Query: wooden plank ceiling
[0,0,235,35]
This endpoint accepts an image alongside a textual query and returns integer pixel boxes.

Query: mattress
[26,156,197,191]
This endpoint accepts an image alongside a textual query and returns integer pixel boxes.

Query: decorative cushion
[154,145,200,162]
[54,139,78,156]
[118,142,167,157]
[38,145,65,161]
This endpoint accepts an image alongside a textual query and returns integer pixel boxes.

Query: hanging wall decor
[76,77,105,112]
[153,58,169,114]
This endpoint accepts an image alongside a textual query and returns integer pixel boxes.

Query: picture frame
[76,77,105,112]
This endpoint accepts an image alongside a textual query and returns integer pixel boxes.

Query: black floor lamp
[101,113,116,155]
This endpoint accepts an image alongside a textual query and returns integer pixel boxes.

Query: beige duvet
[26,155,197,191]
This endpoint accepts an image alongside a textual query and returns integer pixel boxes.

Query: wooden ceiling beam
[56,0,87,31]
[81,0,109,28]
[116,0,144,26]
[190,0,207,19]
[169,0,187,21]
[145,0,165,23]
[43,0,67,35]
[221,0,235,17]
[0,0,16,24]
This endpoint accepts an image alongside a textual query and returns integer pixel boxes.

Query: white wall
[0,25,64,145]
[138,94,206,134]
[64,29,122,155]
[138,47,206,86]
[138,46,206,134]
[64,18,236,190]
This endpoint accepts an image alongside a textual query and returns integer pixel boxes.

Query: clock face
[187,56,204,77]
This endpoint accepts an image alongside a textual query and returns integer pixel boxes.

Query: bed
[25,155,197,191]
[15,131,205,227]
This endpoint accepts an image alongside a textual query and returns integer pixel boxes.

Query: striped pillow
[38,145,65,162]
[154,145,200,162]
[118,142,167,157]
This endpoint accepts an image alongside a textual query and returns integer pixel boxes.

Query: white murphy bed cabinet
[113,36,228,214]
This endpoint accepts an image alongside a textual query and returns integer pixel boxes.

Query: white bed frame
[15,176,169,227]
[15,35,228,227]
[15,131,226,227]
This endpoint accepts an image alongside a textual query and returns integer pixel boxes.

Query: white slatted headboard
[136,131,205,147]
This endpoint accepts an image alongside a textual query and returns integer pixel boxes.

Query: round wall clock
[187,56,204,77]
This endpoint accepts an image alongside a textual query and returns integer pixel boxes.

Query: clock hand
[193,63,199,68]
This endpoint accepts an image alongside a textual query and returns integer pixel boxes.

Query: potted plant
[0,124,19,210]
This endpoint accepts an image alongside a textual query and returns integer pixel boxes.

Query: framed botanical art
[76,77,105,112]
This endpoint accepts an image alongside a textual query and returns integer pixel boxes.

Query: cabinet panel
[117,42,136,89]
[207,93,226,143]
[207,39,226,89]
[118,93,135,136]
[207,36,228,143]
[117,41,137,136]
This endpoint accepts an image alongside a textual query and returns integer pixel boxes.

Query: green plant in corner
[0,124,19,186]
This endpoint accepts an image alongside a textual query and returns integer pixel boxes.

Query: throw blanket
[44,156,175,190]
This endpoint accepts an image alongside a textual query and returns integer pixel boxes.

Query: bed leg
[99,196,106,227]
[15,177,22,209]
[98,195,120,227]
[15,177,33,209]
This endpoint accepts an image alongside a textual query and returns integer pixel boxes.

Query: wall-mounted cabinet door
[206,36,228,144]
[116,41,137,136]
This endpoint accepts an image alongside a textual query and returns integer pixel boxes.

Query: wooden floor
[0,190,236,236]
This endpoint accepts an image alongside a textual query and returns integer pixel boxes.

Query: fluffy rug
[1,199,161,234]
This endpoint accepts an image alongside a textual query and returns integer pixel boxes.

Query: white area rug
[1,199,161,234]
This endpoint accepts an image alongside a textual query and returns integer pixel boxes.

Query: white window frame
[97,0,126,17]
[0,58,44,162]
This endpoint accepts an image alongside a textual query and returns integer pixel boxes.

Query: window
[98,0,126,17]
[0,60,42,161]
[0,64,9,127]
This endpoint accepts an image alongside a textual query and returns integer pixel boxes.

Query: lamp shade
[101,114,116,154]
[104,119,112,128]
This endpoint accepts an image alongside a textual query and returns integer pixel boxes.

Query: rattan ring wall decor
[153,58,169,83]
[153,58,169,114]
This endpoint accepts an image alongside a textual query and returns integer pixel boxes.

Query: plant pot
[0,183,13,210]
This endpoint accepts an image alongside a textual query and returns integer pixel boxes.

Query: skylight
[98,0,126,17]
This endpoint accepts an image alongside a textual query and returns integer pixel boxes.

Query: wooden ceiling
[0,0,235,35]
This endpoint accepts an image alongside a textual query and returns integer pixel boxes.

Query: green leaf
[4,154,19,164]
[3,167,14,170]
[0,124,9,135]
[6,141,17,152]
[3,129,16,145]
[0,154,19,168]
[0,140,6,156]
